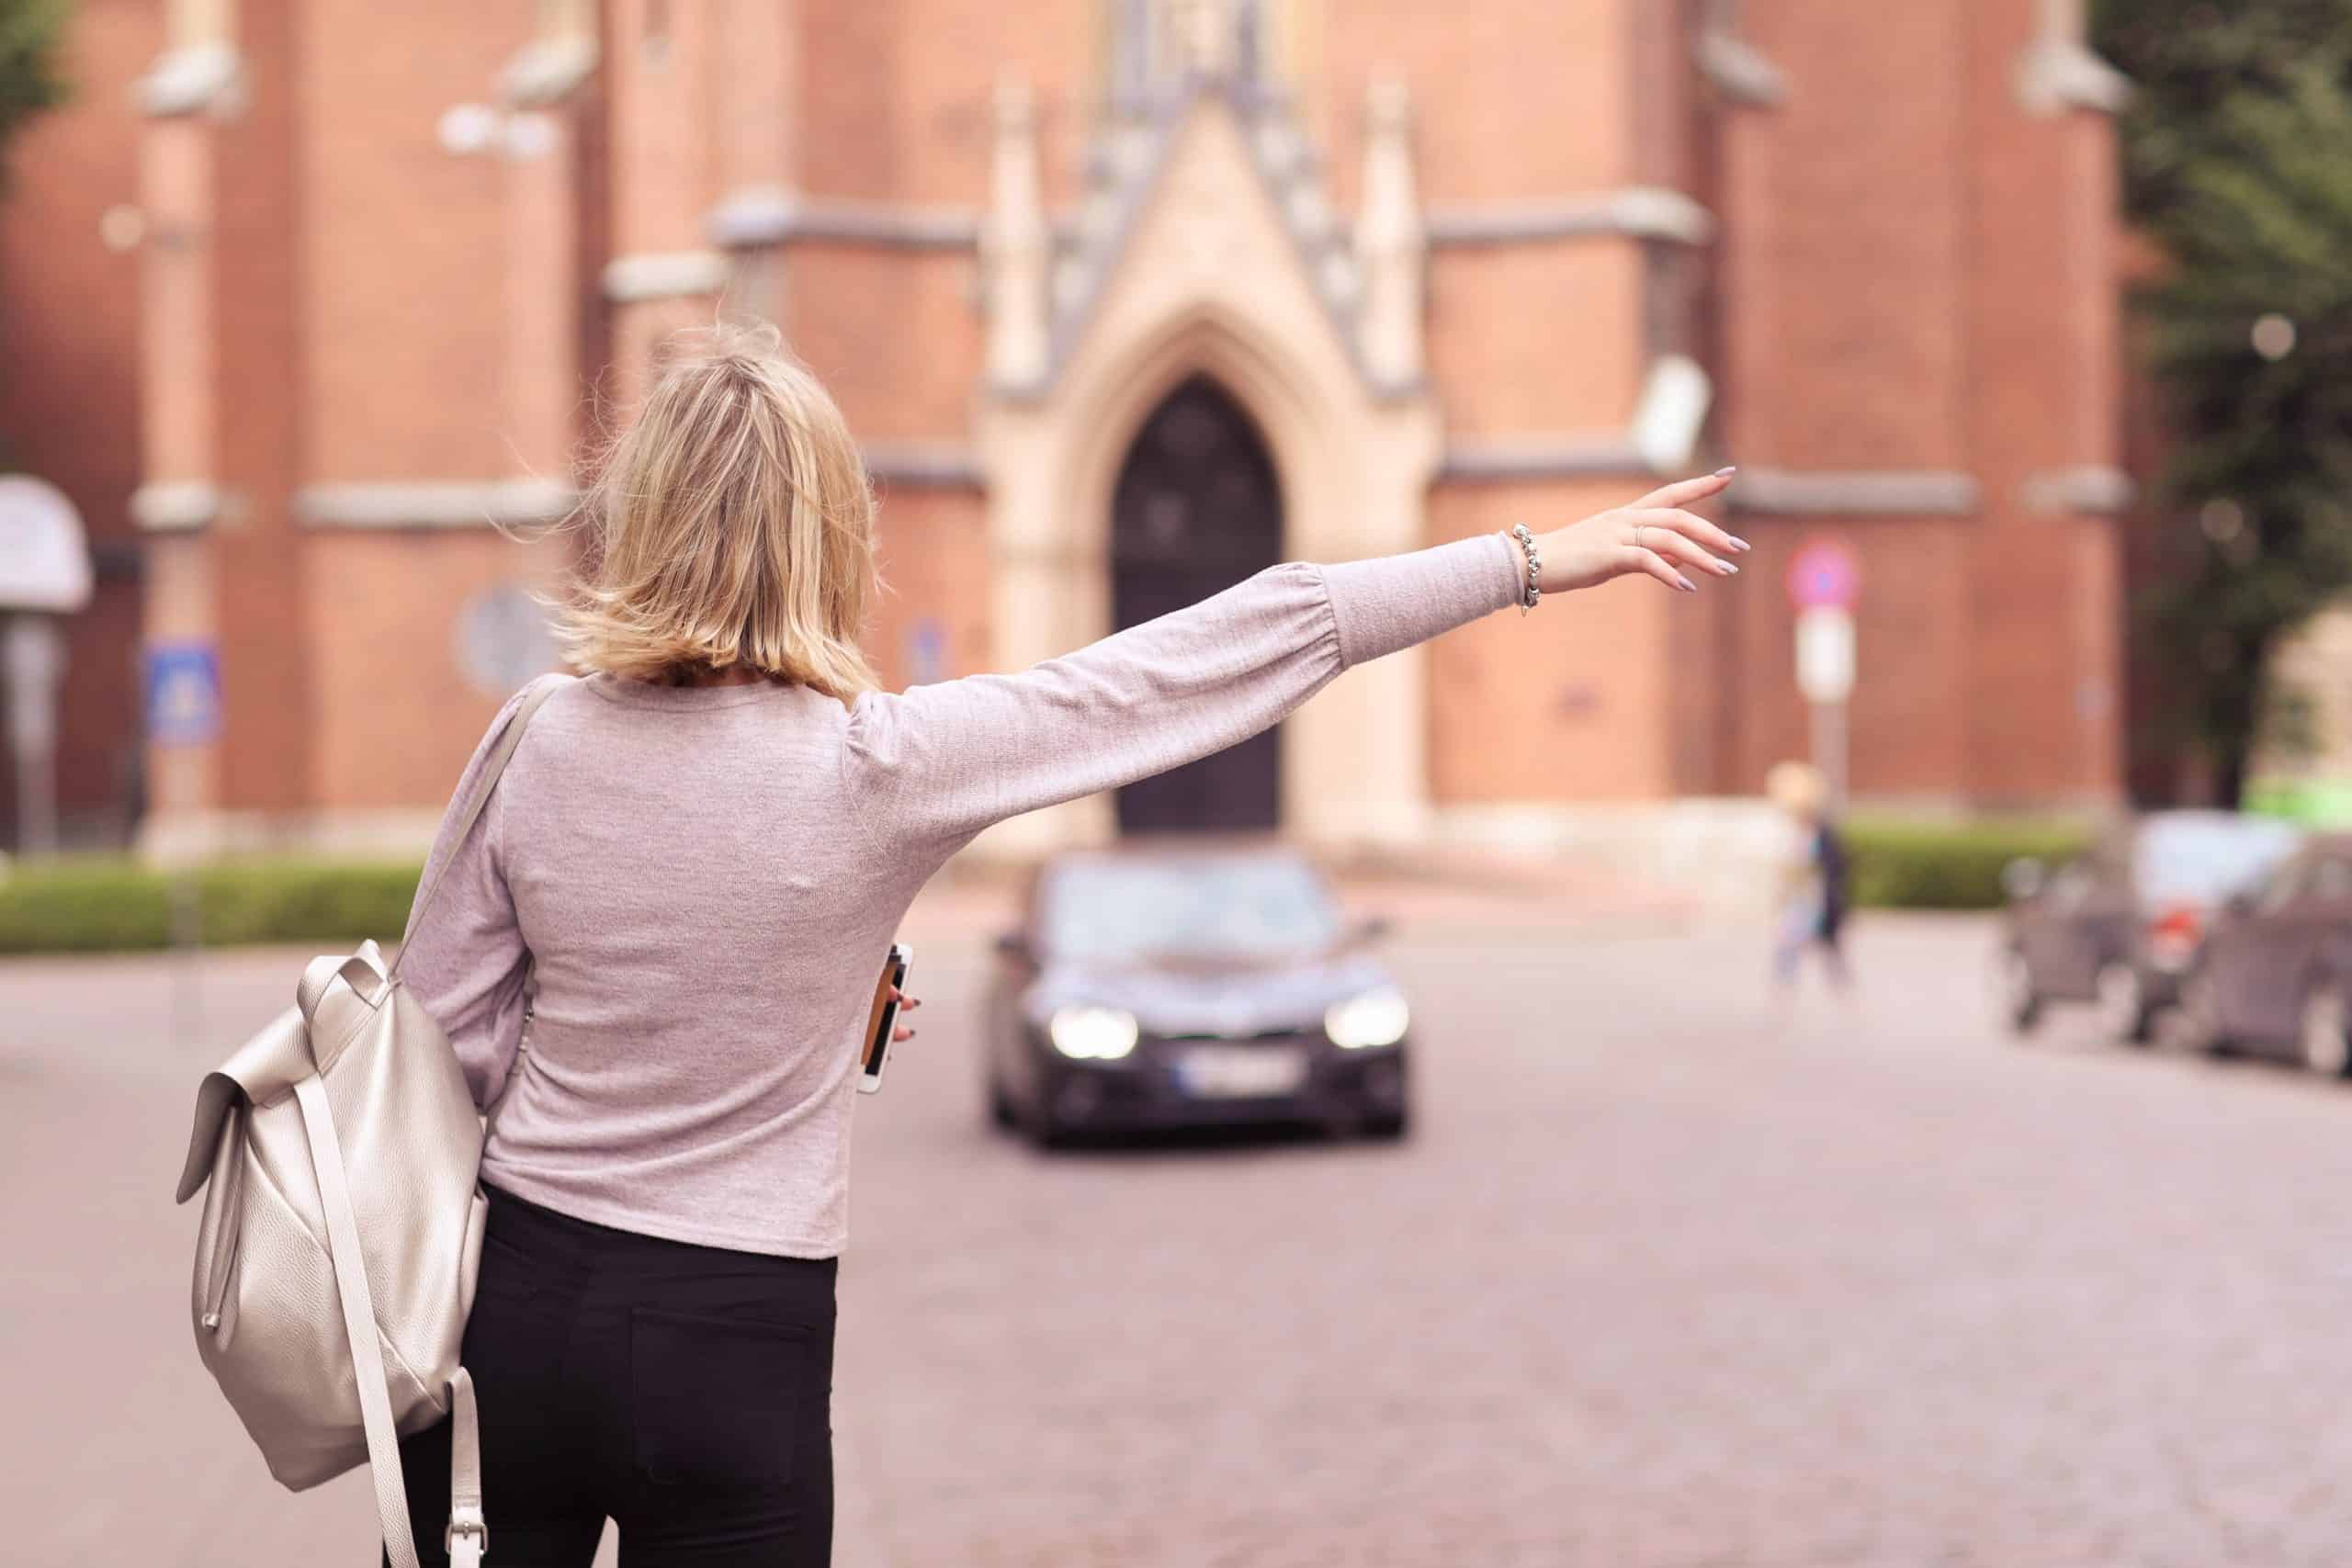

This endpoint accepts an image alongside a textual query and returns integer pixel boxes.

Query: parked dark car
[985,845,1409,1145]
[2183,834,2352,1076]
[1996,811,2302,1043]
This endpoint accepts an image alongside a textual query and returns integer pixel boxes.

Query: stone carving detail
[982,77,1051,390]
[1355,82,1425,390]
[989,63,1385,396]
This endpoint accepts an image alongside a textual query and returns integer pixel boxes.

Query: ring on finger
[1633,522,1646,553]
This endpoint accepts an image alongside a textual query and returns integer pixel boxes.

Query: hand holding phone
[858,943,913,1095]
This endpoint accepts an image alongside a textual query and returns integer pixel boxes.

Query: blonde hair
[557,324,882,697]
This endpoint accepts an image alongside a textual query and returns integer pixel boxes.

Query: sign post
[1786,540,1860,811]
[144,639,223,1047]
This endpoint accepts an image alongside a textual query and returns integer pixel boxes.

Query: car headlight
[1326,987,1409,1049]
[1048,1005,1139,1060]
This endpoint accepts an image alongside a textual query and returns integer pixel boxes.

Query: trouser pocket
[630,1307,816,1490]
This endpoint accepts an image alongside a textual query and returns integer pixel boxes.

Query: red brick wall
[1314,0,1633,209]
[1728,0,1971,473]
[1708,0,2123,806]
[785,248,982,442]
[1427,479,1679,802]
[300,0,532,482]
[1960,0,2124,802]
[0,0,159,842]
[1317,0,1649,442]
[797,0,1093,207]
[3,0,2129,836]
[867,484,989,687]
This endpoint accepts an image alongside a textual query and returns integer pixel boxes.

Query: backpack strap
[447,1368,485,1567]
[390,673,569,980]
[293,1072,425,1568]
[292,1065,488,1567]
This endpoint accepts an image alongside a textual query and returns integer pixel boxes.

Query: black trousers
[387,1182,837,1567]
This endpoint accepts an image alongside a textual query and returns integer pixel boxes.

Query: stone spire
[982,74,1050,390]
[1355,80,1426,389]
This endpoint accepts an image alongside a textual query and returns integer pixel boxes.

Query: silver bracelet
[1510,525,1542,615]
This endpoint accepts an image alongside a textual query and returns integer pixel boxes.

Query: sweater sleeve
[396,686,537,1112]
[843,532,1524,850]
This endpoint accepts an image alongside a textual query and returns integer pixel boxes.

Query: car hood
[1027,953,1395,1038]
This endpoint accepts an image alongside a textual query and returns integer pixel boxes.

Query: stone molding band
[285,457,983,525]
[1730,468,1982,516]
[500,36,597,107]
[137,42,243,119]
[1437,438,1654,482]
[272,464,2077,520]
[1695,1,1788,107]
[1426,187,1717,248]
[131,480,232,532]
[2016,37,2132,115]
[695,186,1720,258]
[710,187,983,252]
[864,445,985,489]
[2021,466,2135,515]
[602,251,731,303]
[293,479,581,529]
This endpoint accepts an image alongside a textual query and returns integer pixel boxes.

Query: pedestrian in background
[1769,760,1852,995]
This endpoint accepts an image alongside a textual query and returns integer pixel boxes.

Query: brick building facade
[1,0,2132,862]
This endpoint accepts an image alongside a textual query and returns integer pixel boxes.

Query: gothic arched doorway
[1111,375,1284,832]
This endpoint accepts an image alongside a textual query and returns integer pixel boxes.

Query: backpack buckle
[446,1506,488,1557]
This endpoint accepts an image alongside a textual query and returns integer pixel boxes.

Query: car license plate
[1175,1044,1307,1099]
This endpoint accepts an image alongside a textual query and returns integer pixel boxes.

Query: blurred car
[1996,811,2302,1043]
[2183,834,2352,1076]
[984,845,1409,1145]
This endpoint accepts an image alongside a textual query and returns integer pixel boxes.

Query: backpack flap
[174,941,390,1207]
[175,1005,311,1205]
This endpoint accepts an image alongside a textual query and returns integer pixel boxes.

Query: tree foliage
[0,0,69,186]
[2094,0,2352,800]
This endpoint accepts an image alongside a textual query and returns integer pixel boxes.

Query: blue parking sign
[145,641,222,747]
[906,615,945,686]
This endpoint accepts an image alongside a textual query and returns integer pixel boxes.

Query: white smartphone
[858,942,912,1095]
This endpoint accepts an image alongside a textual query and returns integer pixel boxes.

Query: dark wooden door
[1112,376,1284,833]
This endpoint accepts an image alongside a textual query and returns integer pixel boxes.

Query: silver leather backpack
[175,675,564,1568]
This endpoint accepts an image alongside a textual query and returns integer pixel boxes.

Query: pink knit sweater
[397,533,1523,1257]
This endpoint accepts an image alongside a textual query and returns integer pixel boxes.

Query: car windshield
[2134,816,2302,905]
[1039,856,1341,963]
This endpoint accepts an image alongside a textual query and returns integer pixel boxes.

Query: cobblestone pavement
[13,898,2352,1566]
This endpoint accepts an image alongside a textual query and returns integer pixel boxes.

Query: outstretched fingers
[1628,506,1747,557]
[1630,512,1741,579]
[1627,546,1698,594]
[1631,468,1739,513]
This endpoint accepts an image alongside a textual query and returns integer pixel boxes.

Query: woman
[390,324,1745,1565]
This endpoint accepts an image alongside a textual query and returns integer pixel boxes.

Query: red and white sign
[1786,539,1860,612]
[1795,607,1856,705]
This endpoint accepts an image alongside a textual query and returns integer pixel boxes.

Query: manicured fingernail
[1714,466,1738,478]
[1678,574,1697,592]
[1716,560,1738,576]
[1729,536,1752,552]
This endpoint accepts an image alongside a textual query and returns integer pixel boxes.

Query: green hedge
[0,858,424,955]
[1843,819,2096,911]
[0,820,2106,953]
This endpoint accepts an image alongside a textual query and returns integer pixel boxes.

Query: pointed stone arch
[974,96,1442,855]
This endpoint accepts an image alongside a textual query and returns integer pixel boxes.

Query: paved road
[12,898,2352,1566]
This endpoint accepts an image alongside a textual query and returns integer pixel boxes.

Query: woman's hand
[1533,469,1747,596]
[891,985,921,1043]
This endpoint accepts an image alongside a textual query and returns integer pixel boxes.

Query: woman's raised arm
[842,472,1742,854]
